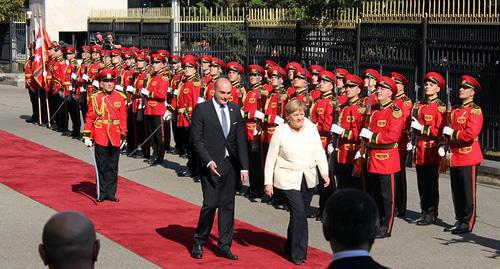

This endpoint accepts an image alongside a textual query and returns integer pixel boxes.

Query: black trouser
[177,126,190,156]
[368,173,396,234]
[27,89,38,121]
[276,178,314,262]
[127,110,137,153]
[187,128,200,177]
[164,119,172,150]
[48,91,57,126]
[247,140,263,197]
[95,142,120,199]
[39,90,48,124]
[145,115,164,161]
[194,158,237,250]
[79,92,88,123]
[416,164,440,215]
[335,163,362,190]
[137,115,149,158]
[66,96,81,136]
[172,118,180,151]
[395,155,408,215]
[450,165,478,232]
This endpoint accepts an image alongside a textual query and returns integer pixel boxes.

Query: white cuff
[126,86,134,93]
[197,97,205,104]
[82,74,89,81]
[115,85,124,92]
[254,110,264,120]
[92,80,100,88]
[71,73,77,80]
[274,116,285,125]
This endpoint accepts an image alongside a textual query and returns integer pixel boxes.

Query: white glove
[68,86,73,92]
[71,73,77,80]
[197,97,205,104]
[240,109,245,118]
[141,88,150,96]
[138,103,145,110]
[126,86,134,93]
[438,146,446,157]
[115,85,124,92]
[254,110,264,120]
[82,74,89,81]
[163,111,172,121]
[411,116,423,131]
[173,89,179,96]
[330,124,344,135]
[167,87,173,93]
[84,138,93,147]
[406,142,414,151]
[327,143,334,154]
[92,80,100,88]
[58,91,65,98]
[80,87,86,93]
[354,150,362,160]
[253,128,259,136]
[274,115,285,125]
[359,128,373,140]
[443,126,453,136]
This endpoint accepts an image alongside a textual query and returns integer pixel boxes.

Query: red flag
[32,18,45,90]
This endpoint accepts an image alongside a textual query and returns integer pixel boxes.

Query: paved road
[1,85,499,268]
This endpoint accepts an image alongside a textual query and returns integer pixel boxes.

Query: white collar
[333,250,370,262]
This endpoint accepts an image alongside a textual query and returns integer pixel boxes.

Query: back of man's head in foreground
[323,189,379,252]
[39,210,99,269]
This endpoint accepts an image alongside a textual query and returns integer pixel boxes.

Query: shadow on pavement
[434,232,500,259]
[71,181,98,205]
[156,225,219,254]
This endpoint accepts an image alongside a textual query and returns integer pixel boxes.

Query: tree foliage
[0,0,24,22]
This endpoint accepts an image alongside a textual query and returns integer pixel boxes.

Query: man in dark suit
[191,78,249,260]
[323,189,388,269]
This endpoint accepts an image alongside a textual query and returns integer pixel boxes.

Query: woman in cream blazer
[264,99,330,265]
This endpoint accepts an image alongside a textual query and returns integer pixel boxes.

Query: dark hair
[323,189,379,248]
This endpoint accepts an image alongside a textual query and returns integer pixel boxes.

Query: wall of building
[29,0,127,41]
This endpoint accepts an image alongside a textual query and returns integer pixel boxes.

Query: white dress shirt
[212,98,231,136]
[332,250,370,261]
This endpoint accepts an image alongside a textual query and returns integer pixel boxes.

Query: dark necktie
[221,104,228,138]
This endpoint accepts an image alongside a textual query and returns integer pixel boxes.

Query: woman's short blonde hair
[284,99,306,116]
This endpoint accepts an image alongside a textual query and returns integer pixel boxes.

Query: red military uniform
[449,101,483,166]
[414,96,446,165]
[144,68,168,116]
[230,80,245,106]
[83,87,127,147]
[262,87,283,144]
[203,75,219,101]
[337,97,365,164]
[310,91,335,149]
[176,74,201,127]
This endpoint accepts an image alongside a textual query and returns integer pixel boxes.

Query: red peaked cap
[99,68,116,80]
[65,46,75,55]
[390,72,409,87]
[226,62,244,75]
[309,65,325,75]
[460,75,481,92]
[335,68,350,78]
[285,62,301,72]
[210,57,225,69]
[199,54,212,63]
[424,72,445,90]
[377,76,398,96]
[318,70,335,83]
[268,66,286,78]
[345,74,364,87]
[170,55,181,63]
[247,64,265,75]
[364,68,381,81]
[294,66,312,81]
[265,60,278,69]
[182,55,197,68]
[151,54,166,63]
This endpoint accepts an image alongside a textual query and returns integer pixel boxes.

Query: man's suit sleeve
[191,104,212,166]
[235,106,249,170]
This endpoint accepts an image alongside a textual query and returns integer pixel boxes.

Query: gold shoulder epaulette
[193,80,201,87]
[118,91,127,99]
[357,104,367,114]
[438,104,446,113]
[391,104,402,118]
[471,103,482,115]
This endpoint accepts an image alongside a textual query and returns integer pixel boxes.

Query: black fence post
[112,19,116,37]
[245,16,250,67]
[87,18,90,45]
[139,17,143,48]
[295,21,302,61]
[420,16,428,93]
[355,19,361,76]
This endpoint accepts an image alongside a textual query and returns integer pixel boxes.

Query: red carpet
[0,130,330,268]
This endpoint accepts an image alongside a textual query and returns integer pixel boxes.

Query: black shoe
[217,249,238,260]
[177,169,192,177]
[416,214,436,226]
[191,244,203,259]
[375,227,390,238]
[25,117,35,123]
[411,214,426,224]
[61,131,72,136]
[180,153,188,159]
[192,176,201,183]
[444,221,462,232]
[451,225,469,235]
[292,259,304,265]
[96,197,105,202]
[107,196,120,202]
[307,211,320,219]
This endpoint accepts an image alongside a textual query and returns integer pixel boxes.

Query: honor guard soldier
[286,66,311,109]
[50,44,69,133]
[25,44,38,124]
[262,66,286,153]
[87,46,105,97]
[409,72,446,225]
[109,50,124,90]
[226,62,245,106]
[199,55,212,85]
[142,54,169,165]
[442,75,483,234]
[308,65,325,103]
[78,45,92,122]
[176,55,202,179]
[284,61,300,88]
[63,46,81,138]
[241,64,267,198]
[359,76,405,238]
[390,72,413,216]
[169,54,183,155]
[334,68,350,106]
[204,57,225,100]
[329,74,366,190]
[363,68,381,108]
[309,70,337,219]
[83,69,127,202]
[264,59,278,85]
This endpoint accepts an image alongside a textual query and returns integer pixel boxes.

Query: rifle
[439,69,452,173]
[328,76,341,173]
[406,68,419,167]
[301,61,311,117]
[136,70,149,122]
[352,84,372,178]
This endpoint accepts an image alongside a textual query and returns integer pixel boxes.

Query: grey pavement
[1,84,499,268]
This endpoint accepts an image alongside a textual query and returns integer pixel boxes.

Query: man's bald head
[39,210,99,269]
[214,78,232,106]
